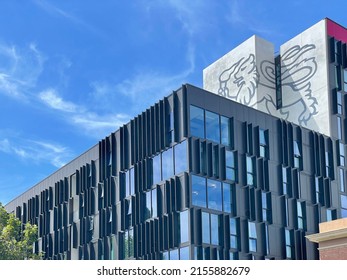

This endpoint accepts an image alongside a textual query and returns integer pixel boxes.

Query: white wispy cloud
[0,42,44,99]
[38,88,131,138]
[0,137,73,168]
[39,89,79,113]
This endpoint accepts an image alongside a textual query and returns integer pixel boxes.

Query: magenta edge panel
[327,19,347,43]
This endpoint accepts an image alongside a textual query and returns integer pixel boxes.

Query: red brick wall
[320,246,347,260]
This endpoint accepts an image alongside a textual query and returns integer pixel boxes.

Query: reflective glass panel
[205,110,220,143]
[145,191,151,219]
[221,116,231,147]
[170,249,179,260]
[180,246,189,260]
[180,210,189,243]
[152,188,157,218]
[211,214,219,245]
[130,168,134,195]
[202,212,210,244]
[207,179,222,211]
[162,148,174,180]
[152,155,161,185]
[190,105,205,138]
[192,175,207,208]
[174,141,187,175]
[223,183,232,213]
[341,194,347,208]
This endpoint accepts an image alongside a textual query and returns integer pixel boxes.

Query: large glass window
[162,148,174,180]
[325,152,331,178]
[297,201,305,229]
[190,105,205,139]
[202,212,210,244]
[205,110,220,143]
[200,142,207,174]
[248,222,257,252]
[212,146,219,177]
[315,177,323,204]
[144,188,157,220]
[180,246,190,260]
[293,141,301,168]
[166,111,174,144]
[202,212,219,246]
[262,192,271,223]
[340,169,345,192]
[192,175,207,208]
[230,218,238,249]
[337,116,342,140]
[341,195,347,218]
[337,91,343,114]
[246,156,254,185]
[207,179,222,211]
[226,150,236,181]
[344,69,347,92]
[223,183,232,213]
[339,142,345,166]
[123,228,134,259]
[221,116,231,147]
[282,167,289,196]
[174,140,187,174]
[125,168,135,197]
[285,229,293,259]
[180,210,189,244]
[152,155,161,185]
[259,129,268,158]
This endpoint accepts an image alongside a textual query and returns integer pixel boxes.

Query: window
[174,140,187,175]
[335,65,342,90]
[162,148,174,180]
[262,192,271,223]
[337,91,343,114]
[125,198,132,227]
[297,201,305,230]
[339,142,345,166]
[167,110,174,144]
[202,212,219,246]
[315,177,323,204]
[325,152,331,178]
[205,110,220,143]
[180,211,189,243]
[152,154,161,185]
[144,188,157,220]
[223,183,233,213]
[285,229,293,259]
[284,197,289,227]
[125,168,134,197]
[200,142,207,174]
[190,105,205,138]
[180,246,190,260]
[259,129,268,158]
[192,175,207,208]
[226,150,236,181]
[230,218,238,249]
[246,156,255,185]
[221,116,232,147]
[207,179,222,211]
[248,222,257,252]
[344,69,347,92]
[327,209,337,222]
[293,141,301,168]
[212,145,219,177]
[282,167,289,196]
[341,195,347,218]
[337,116,342,140]
[340,169,345,192]
[264,224,270,255]
[123,228,134,259]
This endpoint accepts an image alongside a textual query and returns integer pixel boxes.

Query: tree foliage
[0,202,41,260]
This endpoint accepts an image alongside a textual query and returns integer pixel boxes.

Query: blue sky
[1,0,346,205]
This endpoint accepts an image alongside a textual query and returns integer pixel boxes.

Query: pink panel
[327,18,347,43]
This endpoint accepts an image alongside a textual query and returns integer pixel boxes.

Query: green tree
[0,202,41,260]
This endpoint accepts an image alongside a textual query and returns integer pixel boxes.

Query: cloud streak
[0,137,73,168]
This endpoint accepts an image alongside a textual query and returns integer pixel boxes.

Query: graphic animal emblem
[260,44,318,125]
[217,44,318,126]
[218,54,259,105]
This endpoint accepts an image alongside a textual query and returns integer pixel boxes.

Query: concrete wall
[203,19,331,137]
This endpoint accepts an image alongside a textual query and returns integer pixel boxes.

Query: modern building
[5,18,347,260]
